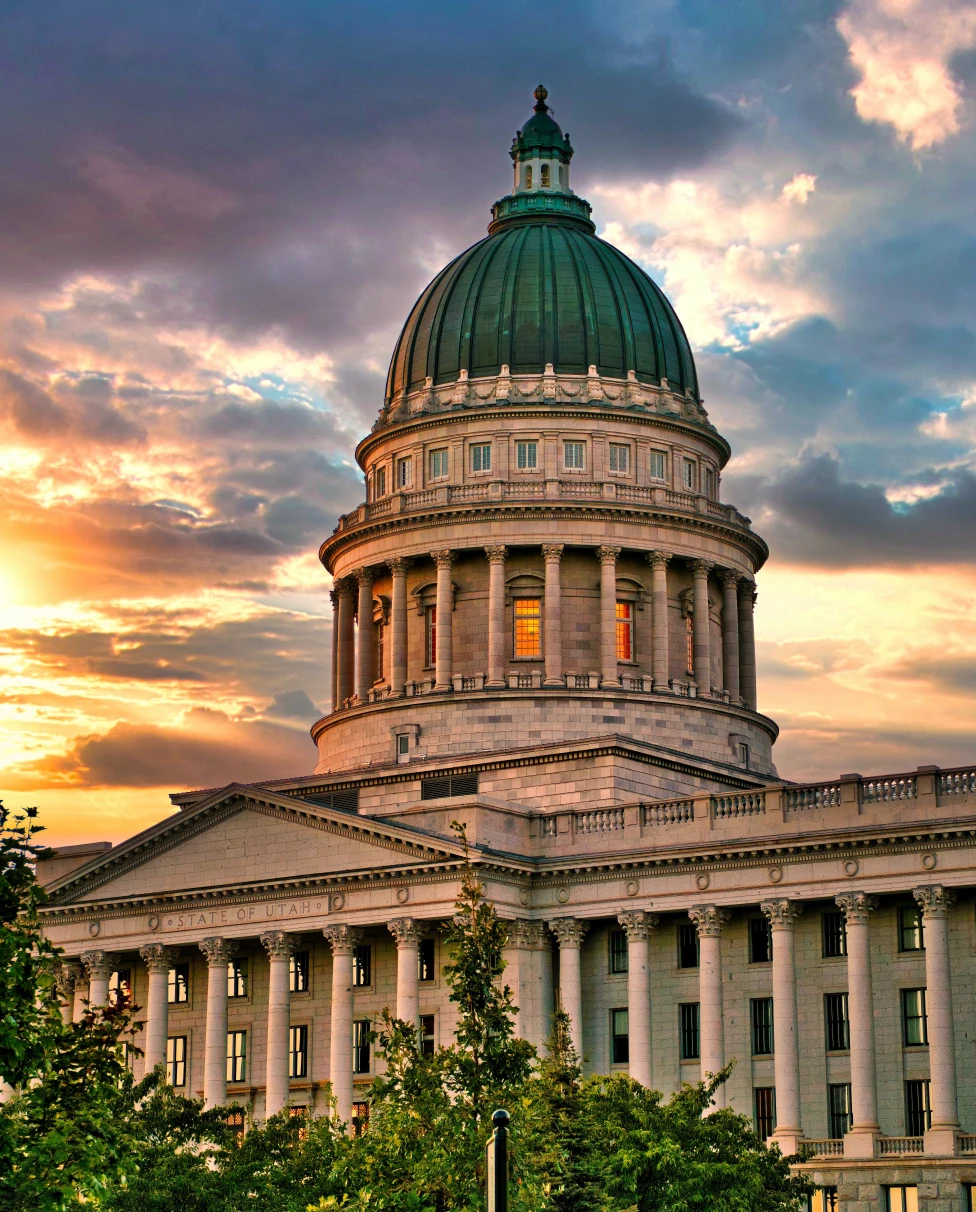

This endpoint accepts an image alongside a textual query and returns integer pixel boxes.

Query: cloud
[264,689,320,721]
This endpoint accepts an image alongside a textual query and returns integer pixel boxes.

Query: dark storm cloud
[264,689,320,721]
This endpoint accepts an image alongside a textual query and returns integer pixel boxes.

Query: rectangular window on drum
[615,601,633,661]
[429,448,449,481]
[610,1008,629,1064]
[563,440,585,470]
[649,450,666,480]
[470,444,491,472]
[425,605,436,668]
[374,466,386,498]
[608,443,630,474]
[396,457,412,489]
[682,459,697,491]
[516,441,537,469]
[513,598,542,658]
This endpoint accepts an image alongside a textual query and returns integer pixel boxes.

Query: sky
[2,0,976,846]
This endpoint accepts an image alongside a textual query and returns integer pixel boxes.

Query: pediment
[47,785,461,906]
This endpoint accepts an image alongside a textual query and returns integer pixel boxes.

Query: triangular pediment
[47,784,462,906]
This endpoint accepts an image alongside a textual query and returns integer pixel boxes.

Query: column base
[924,1127,960,1156]
[485,678,505,689]
[652,681,672,693]
[843,1128,880,1159]
[601,677,621,689]
[432,683,453,693]
[543,676,565,687]
[771,1129,804,1157]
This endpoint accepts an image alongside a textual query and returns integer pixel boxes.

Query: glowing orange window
[615,601,633,661]
[513,598,542,658]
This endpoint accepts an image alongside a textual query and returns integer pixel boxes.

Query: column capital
[199,936,234,967]
[913,884,955,919]
[647,550,671,570]
[329,588,338,609]
[484,544,508,564]
[691,559,713,578]
[388,556,412,575]
[548,917,589,947]
[541,543,564,563]
[835,891,879,923]
[431,548,456,569]
[738,578,757,604]
[260,930,298,959]
[597,545,621,565]
[58,960,83,998]
[760,898,803,929]
[617,909,660,940]
[507,919,547,950]
[720,568,740,590]
[336,577,356,599]
[139,943,176,973]
[355,566,375,586]
[388,917,425,946]
[689,904,730,937]
[323,923,364,955]
[80,949,115,978]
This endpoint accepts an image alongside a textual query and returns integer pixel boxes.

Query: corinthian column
[504,920,549,1051]
[914,885,959,1150]
[691,561,712,695]
[81,949,114,1008]
[648,551,671,691]
[598,546,621,687]
[485,546,507,688]
[689,905,729,1109]
[389,558,411,696]
[548,918,588,1057]
[199,937,232,1108]
[335,579,356,706]
[761,899,803,1150]
[617,910,659,1087]
[721,571,740,701]
[431,550,455,692]
[738,580,757,710]
[261,931,297,1117]
[355,568,375,702]
[388,918,423,1028]
[835,893,880,1155]
[324,924,363,1125]
[57,961,82,1025]
[329,588,339,712]
[542,544,564,686]
[139,943,174,1076]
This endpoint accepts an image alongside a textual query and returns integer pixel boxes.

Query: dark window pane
[353,945,371,988]
[168,964,189,1004]
[901,988,928,1046]
[352,1101,370,1136]
[679,1003,700,1060]
[754,1087,775,1139]
[749,917,772,963]
[420,1014,435,1057]
[228,958,248,998]
[899,906,925,952]
[751,998,774,1055]
[609,930,628,974]
[824,993,850,1051]
[419,938,435,982]
[828,1083,852,1138]
[290,951,310,993]
[678,923,699,968]
[353,1020,371,1074]
[611,1008,629,1064]
[822,912,847,958]
[905,1080,931,1135]
[421,773,479,800]
[109,969,132,1007]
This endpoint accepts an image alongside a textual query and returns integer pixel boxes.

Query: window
[424,604,436,668]
[374,466,387,498]
[685,615,694,675]
[824,992,850,1051]
[513,598,542,658]
[563,440,585,470]
[705,467,717,499]
[421,772,479,800]
[540,163,550,188]
[609,443,630,474]
[396,456,412,489]
[899,905,925,951]
[290,950,309,993]
[828,1083,852,1137]
[288,1025,308,1079]
[649,450,666,480]
[679,1003,700,1059]
[737,742,750,768]
[822,912,847,958]
[516,441,538,469]
[749,916,772,963]
[353,945,371,988]
[121,1040,137,1072]
[228,958,248,998]
[751,998,774,1055]
[109,968,132,1007]
[353,1020,371,1074]
[352,1101,370,1136]
[397,733,410,757]
[525,166,532,189]
[885,1187,919,1212]
[166,1036,187,1087]
[226,1107,246,1139]
[615,601,633,661]
[471,443,491,472]
[168,963,189,1004]
[227,1030,246,1083]
[609,930,628,974]
[677,923,699,969]
[754,1087,775,1140]
[558,165,564,185]
[905,1079,931,1135]
[429,448,449,481]
[420,1014,435,1057]
[611,1008,629,1064]
[375,620,385,683]
[902,988,928,1046]
[682,459,697,491]
[419,938,435,981]
[809,1188,839,1212]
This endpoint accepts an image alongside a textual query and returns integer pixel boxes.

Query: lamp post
[486,1108,510,1212]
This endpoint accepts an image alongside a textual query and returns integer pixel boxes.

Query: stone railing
[863,777,916,803]
[878,1137,924,1155]
[783,783,842,811]
[958,1135,976,1154]
[333,481,752,533]
[940,770,976,796]
[798,1140,843,1159]
[576,808,626,834]
[712,792,765,820]
[644,799,695,826]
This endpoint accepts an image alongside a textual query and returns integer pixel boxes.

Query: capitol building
[39,88,976,1211]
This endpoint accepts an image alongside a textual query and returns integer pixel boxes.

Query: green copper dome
[385,89,699,405]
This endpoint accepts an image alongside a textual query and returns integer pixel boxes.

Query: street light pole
[486,1108,510,1212]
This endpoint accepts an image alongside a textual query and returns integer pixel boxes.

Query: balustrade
[712,791,765,819]
[576,808,625,833]
[783,783,841,810]
[863,777,916,802]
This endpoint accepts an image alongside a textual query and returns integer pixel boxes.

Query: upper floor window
[166,1035,187,1087]
[610,1008,629,1064]
[677,922,699,968]
[227,1030,246,1083]
[471,443,491,473]
[290,950,309,993]
[374,466,387,498]
[109,969,132,1008]
[685,615,694,676]
[682,459,697,491]
[899,905,924,951]
[822,911,847,958]
[228,958,247,999]
[425,605,436,668]
[649,450,666,480]
[828,1083,852,1138]
[420,1014,436,1057]
[615,601,633,661]
[353,1020,371,1074]
[396,457,412,489]
[751,997,773,1055]
[419,938,435,982]
[430,449,449,481]
[516,440,538,470]
[168,964,189,1004]
[513,598,542,658]
[289,1025,308,1078]
[540,163,551,188]
[753,1087,775,1140]
[558,165,564,185]
[905,1079,931,1135]
[749,916,772,963]
[563,440,585,470]
[525,165,532,189]
[609,443,630,474]
[901,987,928,1046]
[824,992,850,1051]
[705,467,717,499]
[609,930,628,974]
[353,944,372,988]
[679,1002,700,1059]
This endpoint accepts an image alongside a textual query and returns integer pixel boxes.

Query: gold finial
[533,84,548,111]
